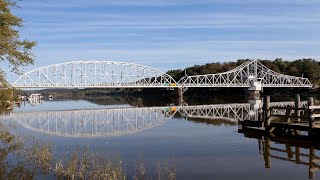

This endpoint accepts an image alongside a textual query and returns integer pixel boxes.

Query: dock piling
[295,146,301,164]
[295,94,301,122]
[309,147,316,179]
[264,137,271,168]
[308,97,315,133]
[264,96,270,130]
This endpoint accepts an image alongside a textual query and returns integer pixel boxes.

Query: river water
[0,96,319,179]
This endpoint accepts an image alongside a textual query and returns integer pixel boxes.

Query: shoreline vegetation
[0,89,16,107]
[1,0,36,107]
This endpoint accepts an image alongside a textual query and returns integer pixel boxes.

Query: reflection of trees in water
[53,94,251,108]
[173,112,237,126]
[82,96,129,106]
[50,95,173,107]
[183,96,248,105]
[0,122,176,179]
[0,106,12,115]
[86,96,173,107]
[185,118,237,126]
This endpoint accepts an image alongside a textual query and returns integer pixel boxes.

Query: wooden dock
[239,94,320,137]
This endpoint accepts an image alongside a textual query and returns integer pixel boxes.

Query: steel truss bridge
[180,60,312,88]
[0,101,307,138]
[12,60,312,89]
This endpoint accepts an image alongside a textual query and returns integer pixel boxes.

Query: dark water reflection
[0,96,320,179]
[239,128,320,180]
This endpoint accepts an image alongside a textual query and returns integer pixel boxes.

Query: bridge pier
[178,87,183,97]
[178,96,188,106]
[246,90,261,99]
[247,80,262,98]
[177,87,188,97]
[177,87,188,106]
[248,99,262,111]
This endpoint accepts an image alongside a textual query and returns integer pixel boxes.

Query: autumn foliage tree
[0,0,36,87]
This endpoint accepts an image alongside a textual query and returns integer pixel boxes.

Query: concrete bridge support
[247,80,262,98]
[178,87,183,97]
[177,87,188,106]
[177,87,188,97]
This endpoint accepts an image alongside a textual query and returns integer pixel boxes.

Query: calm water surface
[0,97,319,179]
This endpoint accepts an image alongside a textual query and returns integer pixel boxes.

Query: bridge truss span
[181,60,312,88]
[12,61,177,88]
[12,60,312,89]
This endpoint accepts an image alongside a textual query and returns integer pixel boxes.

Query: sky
[3,0,320,82]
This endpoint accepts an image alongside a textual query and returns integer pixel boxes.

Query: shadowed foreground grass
[0,122,176,180]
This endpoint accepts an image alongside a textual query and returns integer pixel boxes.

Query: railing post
[308,97,315,132]
[295,94,301,122]
[264,96,270,130]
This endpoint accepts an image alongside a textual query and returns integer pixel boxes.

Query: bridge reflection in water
[0,99,308,138]
[3,107,176,137]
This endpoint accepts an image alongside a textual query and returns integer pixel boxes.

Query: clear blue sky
[4,0,320,82]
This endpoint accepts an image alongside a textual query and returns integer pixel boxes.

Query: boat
[28,93,43,100]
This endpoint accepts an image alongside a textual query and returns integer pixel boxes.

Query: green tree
[273,58,287,73]
[0,0,36,86]
[259,59,281,72]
